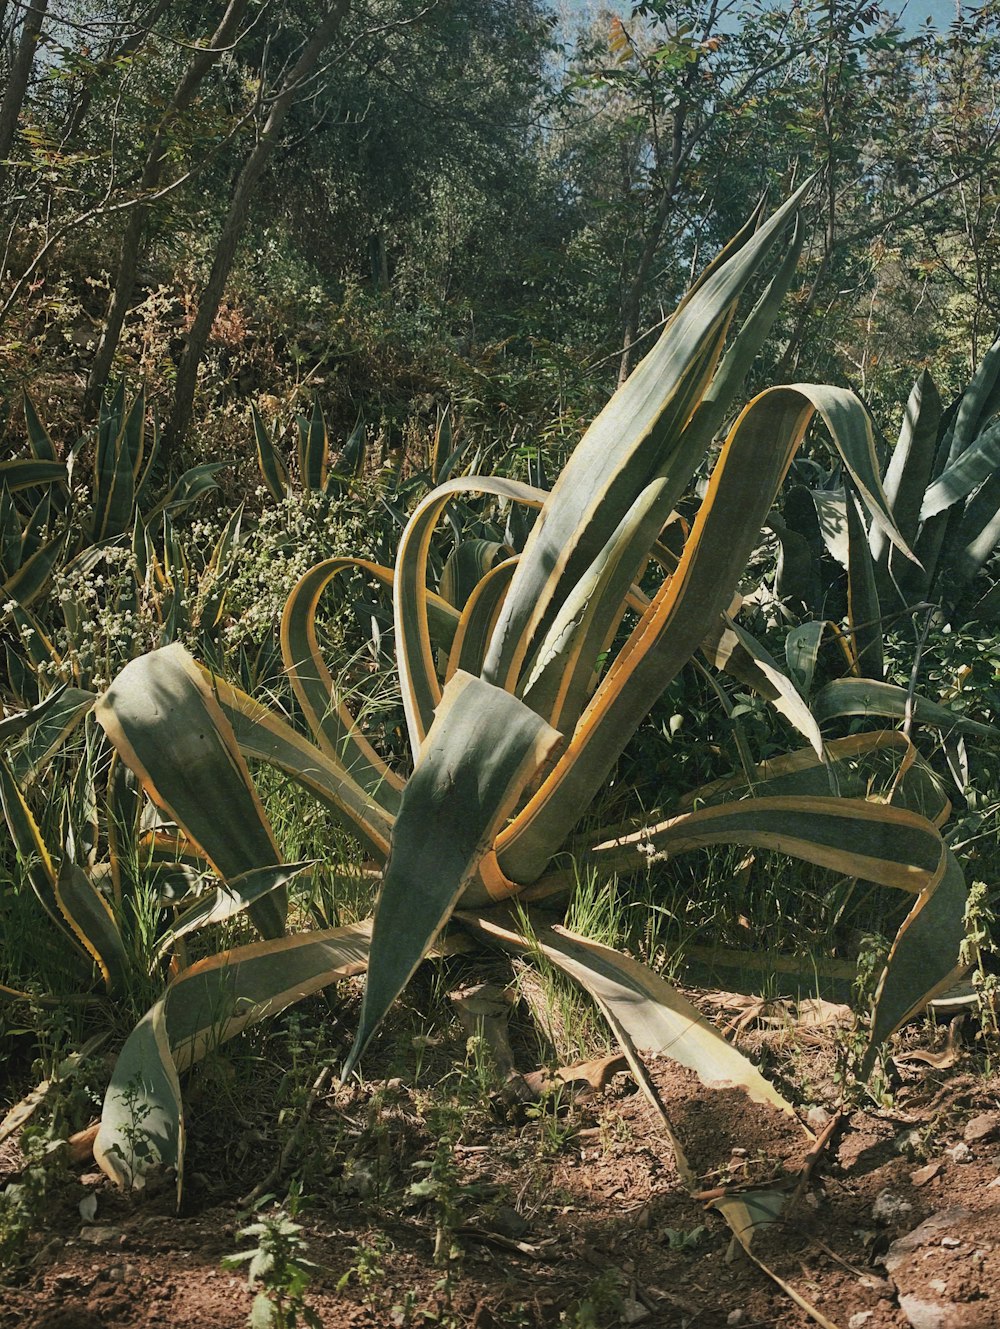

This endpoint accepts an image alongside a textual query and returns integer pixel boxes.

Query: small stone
[873,1189,913,1225]
[945,1142,972,1164]
[987,1176,1000,1189]
[107,1263,138,1282]
[964,1112,999,1144]
[898,1292,961,1329]
[848,1314,873,1328]
[726,1312,745,1327]
[930,1280,948,1293]
[79,1226,122,1246]
[79,1173,104,1187]
[622,1300,650,1325]
[940,1235,961,1248]
[911,1160,944,1187]
[807,1106,831,1131]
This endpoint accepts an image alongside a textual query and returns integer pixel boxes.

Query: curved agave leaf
[0,756,79,948]
[55,859,127,995]
[8,687,95,783]
[811,678,997,740]
[2,532,64,607]
[393,476,547,755]
[0,685,69,744]
[459,911,797,1116]
[942,334,1000,469]
[701,614,823,757]
[282,558,413,811]
[0,459,67,492]
[460,912,834,1328]
[445,557,519,682]
[206,671,394,862]
[585,795,943,893]
[921,419,1000,521]
[97,921,469,1195]
[948,472,1000,589]
[343,671,562,1077]
[154,862,313,963]
[870,369,941,583]
[95,645,287,940]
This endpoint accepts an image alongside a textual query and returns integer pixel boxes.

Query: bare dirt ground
[2,992,999,1329]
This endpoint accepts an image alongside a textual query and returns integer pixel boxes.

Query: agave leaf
[0,486,20,575]
[2,531,64,607]
[95,645,287,940]
[298,399,328,492]
[281,558,408,809]
[521,478,670,733]
[21,488,54,562]
[439,539,507,611]
[22,394,59,462]
[483,185,811,695]
[845,485,883,680]
[586,795,943,893]
[55,859,127,995]
[460,911,798,1117]
[252,406,288,501]
[8,687,94,783]
[943,334,1000,468]
[809,488,849,568]
[0,756,81,950]
[95,920,391,1195]
[154,862,313,962]
[445,558,519,682]
[668,731,949,826]
[206,670,395,861]
[871,369,941,578]
[430,406,453,483]
[496,386,819,883]
[393,476,547,755]
[865,848,968,1070]
[811,677,997,740]
[784,620,827,695]
[0,459,67,492]
[947,472,1000,590]
[920,418,1000,521]
[0,684,69,744]
[701,615,823,757]
[148,462,226,520]
[343,671,562,1077]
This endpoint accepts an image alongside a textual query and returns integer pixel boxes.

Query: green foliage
[223,1185,322,1329]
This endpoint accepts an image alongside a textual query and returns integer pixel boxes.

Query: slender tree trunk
[85,0,249,415]
[0,0,49,193]
[164,0,351,457]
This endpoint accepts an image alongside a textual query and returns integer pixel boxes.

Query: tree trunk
[0,0,49,193]
[164,0,351,457]
[85,0,249,415]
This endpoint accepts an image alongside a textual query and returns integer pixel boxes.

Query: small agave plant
[75,188,966,1301]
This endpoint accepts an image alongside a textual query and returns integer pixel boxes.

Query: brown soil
[3,1000,1000,1329]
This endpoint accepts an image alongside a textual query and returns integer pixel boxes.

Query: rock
[806,1106,831,1132]
[963,1112,999,1144]
[622,1299,650,1325]
[884,1207,973,1275]
[911,1160,945,1187]
[848,1314,873,1328]
[945,1142,972,1164]
[79,1226,122,1245]
[726,1312,745,1327]
[898,1292,962,1329]
[940,1236,961,1248]
[873,1189,913,1225]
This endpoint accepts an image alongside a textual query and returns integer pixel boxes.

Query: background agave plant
[42,193,968,1304]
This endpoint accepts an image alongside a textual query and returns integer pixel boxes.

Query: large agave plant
[73,192,967,1305]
